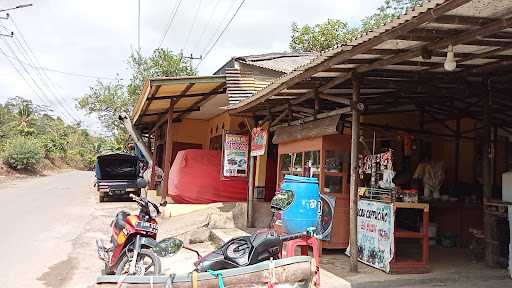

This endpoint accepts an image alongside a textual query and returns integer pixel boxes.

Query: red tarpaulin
[169,149,248,204]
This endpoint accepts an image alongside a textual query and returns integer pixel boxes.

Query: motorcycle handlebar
[130,194,160,215]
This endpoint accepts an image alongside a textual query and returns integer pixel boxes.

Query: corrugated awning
[131,75,227,132]
[227,0,512,128]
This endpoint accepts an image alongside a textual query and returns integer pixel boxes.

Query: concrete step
[209,228,250,246]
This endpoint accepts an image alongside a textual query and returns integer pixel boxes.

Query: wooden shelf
[324,171,343,176]
[395,228,425,239]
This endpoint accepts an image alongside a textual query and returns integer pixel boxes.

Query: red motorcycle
[96,190,161,276]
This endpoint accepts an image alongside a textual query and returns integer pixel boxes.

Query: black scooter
[195,228,315,272]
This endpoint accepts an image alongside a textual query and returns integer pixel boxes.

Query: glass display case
[277,134,351,249]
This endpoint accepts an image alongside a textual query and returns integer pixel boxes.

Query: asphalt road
[0,170,127,288]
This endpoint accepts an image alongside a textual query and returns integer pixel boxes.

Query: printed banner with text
[357,200,394,272]
[250,127,268,157]
[222,133,249,177]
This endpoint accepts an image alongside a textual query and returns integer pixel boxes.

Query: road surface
[0,170,137,288]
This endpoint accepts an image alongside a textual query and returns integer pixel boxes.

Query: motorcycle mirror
[137,178,148,189]
[270,190,294,212]
[153,237,183,257]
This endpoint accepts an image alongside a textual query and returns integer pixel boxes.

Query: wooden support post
[349,75,360,273]
[247,155,255,228]
[492,125,498,187]
[482,79,494,267]
[161,98,176,205]
[150,130,159,190]
[454,118,461,184]
[314,89,319,120]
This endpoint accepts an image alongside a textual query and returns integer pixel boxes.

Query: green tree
[289,19,359,53]
[361,0,424,33]
[289,0,424,52]
[0,96,110,171]
[77,48,196,142]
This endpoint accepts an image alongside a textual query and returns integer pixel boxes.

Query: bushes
[2,136,44,170]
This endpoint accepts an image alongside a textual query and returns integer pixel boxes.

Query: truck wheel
[99,193,105,203]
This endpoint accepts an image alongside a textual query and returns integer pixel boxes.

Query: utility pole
[181,53,202,69]
[0,3,32,37]
[0,3,32,13]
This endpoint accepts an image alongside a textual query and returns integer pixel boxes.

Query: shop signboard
[250,127,268,157]
[357,200,394,272]
[222,133,249,177]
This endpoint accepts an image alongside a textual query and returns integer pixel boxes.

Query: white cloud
[0,0,384,132]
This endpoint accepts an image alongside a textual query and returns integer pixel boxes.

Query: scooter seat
[114,210,131,230]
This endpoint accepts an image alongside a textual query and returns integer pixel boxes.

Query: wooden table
[391,202,430,274]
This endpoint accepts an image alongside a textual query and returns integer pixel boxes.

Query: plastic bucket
[281,175,320,234]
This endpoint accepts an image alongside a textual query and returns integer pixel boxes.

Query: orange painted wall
[163,118,209,148]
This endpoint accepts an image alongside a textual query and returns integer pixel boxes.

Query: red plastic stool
[282,236,320,287]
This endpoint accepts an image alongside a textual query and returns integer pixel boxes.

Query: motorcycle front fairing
[194,230,284,272]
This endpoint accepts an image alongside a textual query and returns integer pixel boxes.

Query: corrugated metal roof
[227,0,468,112]
[236,52,318,73]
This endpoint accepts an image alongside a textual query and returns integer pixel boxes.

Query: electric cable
[10,32,78,122]
[181,0,203,53]
[0,41,59,118]
[196,0,246,69]
[9,17,79,121]
[157,0,184,49]
[191,0,220,56]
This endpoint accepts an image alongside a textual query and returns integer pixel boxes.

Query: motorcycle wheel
[115,249,161,276]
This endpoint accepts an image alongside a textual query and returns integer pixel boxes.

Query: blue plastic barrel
[281,175,320,234]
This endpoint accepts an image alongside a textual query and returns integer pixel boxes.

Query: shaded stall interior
[229,0,512,274]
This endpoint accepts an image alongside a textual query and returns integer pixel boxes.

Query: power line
[199,0,238,56]
[0,39,66,120]
[191,0,220,55]
[8,17,79,122]
[157,0,183,49]
[182,0,203,53]
[196,0,246,69]
[9,19,77,121]
[9,33,77,122]
[0,48,118,80]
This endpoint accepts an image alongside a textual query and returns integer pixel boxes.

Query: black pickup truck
[95,153,141,202]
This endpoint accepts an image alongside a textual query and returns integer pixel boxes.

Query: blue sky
[0,0,384,133]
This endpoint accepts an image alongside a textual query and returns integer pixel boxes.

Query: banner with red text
[357,200,394,272]
[222,133,249,177]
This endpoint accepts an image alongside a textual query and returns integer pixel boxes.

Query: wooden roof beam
[229,0,472,114]
[137,85,161,125]
[147,89,226,100]
[176,82,226,121]
[431,15,494,27]
[427,43,512,71]
[324,15,512,89]
[146,83,195,135]
[366,48,512,61]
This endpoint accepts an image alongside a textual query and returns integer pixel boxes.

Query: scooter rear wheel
[115,249,161,276]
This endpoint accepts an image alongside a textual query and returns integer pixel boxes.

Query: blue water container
[281,175,320,234]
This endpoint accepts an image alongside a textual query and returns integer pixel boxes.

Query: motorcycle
[153,228,315,273]
[96,179,162,276]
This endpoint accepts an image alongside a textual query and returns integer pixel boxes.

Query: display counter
[277,134,351,249]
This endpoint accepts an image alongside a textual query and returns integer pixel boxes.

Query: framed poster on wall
[222,132,249,177]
